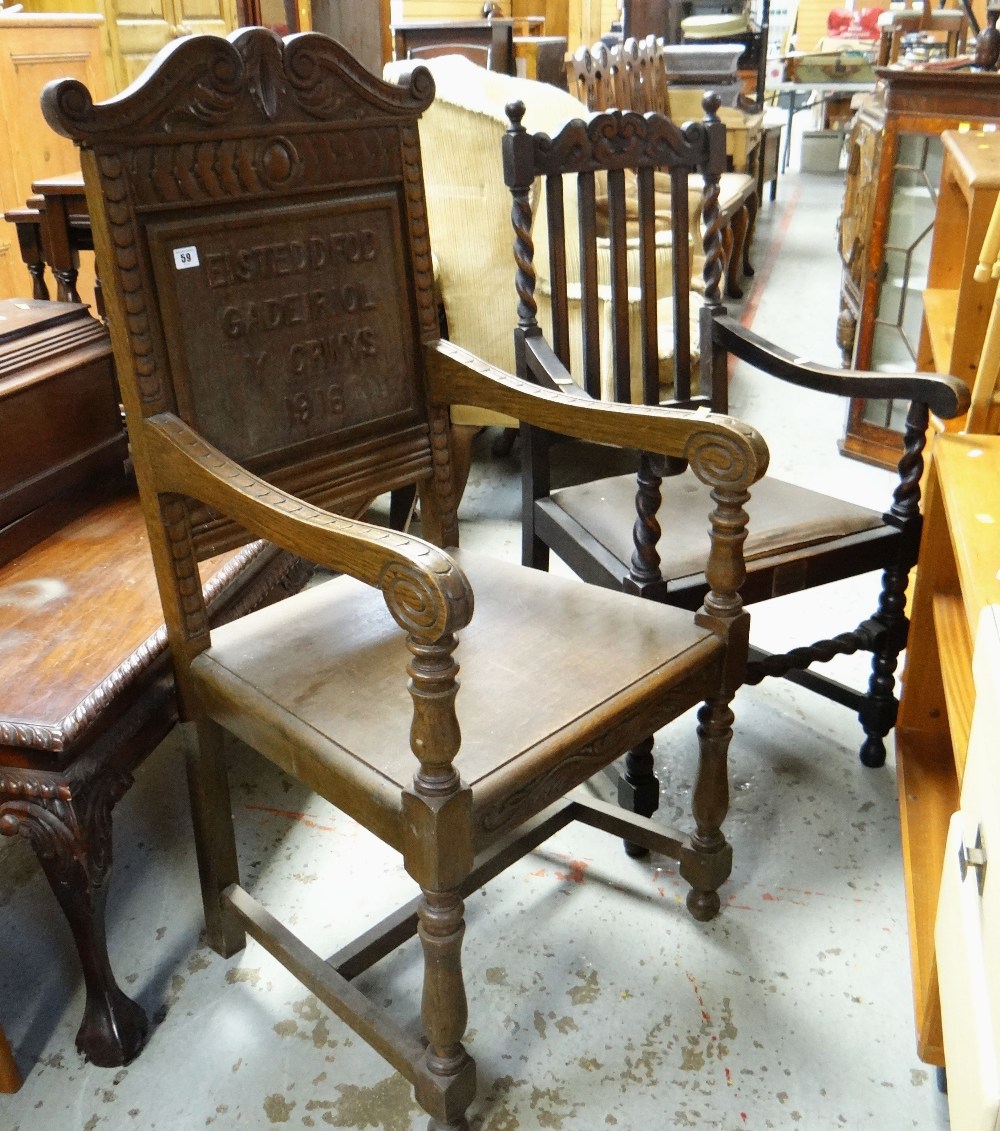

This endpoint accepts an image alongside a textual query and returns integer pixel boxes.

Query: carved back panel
[43,30,443,556]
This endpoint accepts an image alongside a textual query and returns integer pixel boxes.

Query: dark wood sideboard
[0,299,310,1074]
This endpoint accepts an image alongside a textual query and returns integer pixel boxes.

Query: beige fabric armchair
[383,55,700,436]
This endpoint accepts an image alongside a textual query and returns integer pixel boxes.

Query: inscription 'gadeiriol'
[204,228,381,430]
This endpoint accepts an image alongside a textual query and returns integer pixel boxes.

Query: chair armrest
[425,338,769,490]
[712,313,971,420]
[142,414,473,640]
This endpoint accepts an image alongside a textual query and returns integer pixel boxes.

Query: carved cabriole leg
[183,718,246,958]
[0,768,148,1066]
[399,625,476,1130]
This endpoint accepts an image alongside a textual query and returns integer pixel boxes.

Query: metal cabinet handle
[959,826,988,897]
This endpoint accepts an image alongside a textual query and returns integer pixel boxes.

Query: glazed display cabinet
[837,68,1000,468]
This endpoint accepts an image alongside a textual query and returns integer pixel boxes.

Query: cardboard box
[801,129,845,173]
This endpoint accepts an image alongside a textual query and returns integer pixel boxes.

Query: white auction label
[173,245,200,270]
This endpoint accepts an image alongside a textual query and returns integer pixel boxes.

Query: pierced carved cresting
[529,109,696,175]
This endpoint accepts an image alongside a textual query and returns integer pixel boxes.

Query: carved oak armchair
[43,29,767,1130]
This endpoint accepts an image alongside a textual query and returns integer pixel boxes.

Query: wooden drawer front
[936,606,1000,1131]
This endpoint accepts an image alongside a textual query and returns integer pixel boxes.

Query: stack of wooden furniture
[566,37,758,299]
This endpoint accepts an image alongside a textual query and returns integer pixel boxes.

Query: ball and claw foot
[686,887,722,923]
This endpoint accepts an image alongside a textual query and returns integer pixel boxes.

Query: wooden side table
[0,300,312,1073]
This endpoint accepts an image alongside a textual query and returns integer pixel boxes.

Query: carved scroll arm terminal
[142,414,473,643]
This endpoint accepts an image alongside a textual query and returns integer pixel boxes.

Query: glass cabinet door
[842,130,943,467]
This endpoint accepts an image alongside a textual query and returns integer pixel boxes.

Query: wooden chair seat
[541,473,885,595]
[192,549,722,844]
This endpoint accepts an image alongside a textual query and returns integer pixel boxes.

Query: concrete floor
[0,164,954,1130]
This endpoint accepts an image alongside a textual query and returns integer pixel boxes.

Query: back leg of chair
[742,193,758,278]
[681,695,735,922]
[726,206,749,300]
[857,561,911,768]
[184,718,246,958]
[618,735,660,857]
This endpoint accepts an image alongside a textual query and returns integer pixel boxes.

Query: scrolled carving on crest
[43,28,436,146]
[379,557,473,642]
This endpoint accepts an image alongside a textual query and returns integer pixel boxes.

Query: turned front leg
[417,889,473,1131]
[681,696,735,922]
